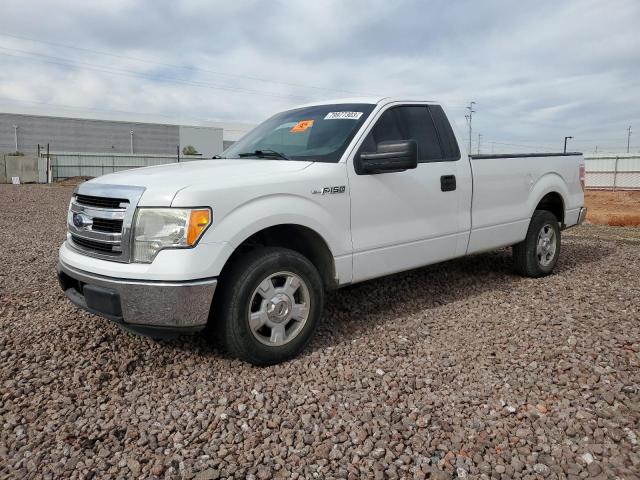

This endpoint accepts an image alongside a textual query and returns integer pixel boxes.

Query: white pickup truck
[58,97,586,365]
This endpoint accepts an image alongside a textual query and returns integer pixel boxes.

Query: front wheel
[512,210,561,277]
[212,247,324,365]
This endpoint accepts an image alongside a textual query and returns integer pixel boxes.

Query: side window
[395,106,443,162]
[428,105,461,161]
[360,106,444,162]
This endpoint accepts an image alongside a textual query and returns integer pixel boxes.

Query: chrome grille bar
[67,184,145,263]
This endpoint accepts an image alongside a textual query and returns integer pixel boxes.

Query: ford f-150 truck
[58,97,587,365]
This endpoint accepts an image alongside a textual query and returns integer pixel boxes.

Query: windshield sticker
[324,111,363,120]
[290,119,314,132]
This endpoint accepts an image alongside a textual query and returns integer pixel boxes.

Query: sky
[1,0,639,154]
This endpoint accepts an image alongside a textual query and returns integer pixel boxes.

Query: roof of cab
[292,97,437,109]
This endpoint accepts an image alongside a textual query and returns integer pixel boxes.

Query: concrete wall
[1,155,39,183]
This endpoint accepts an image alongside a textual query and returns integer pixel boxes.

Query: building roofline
[0,108,220,128]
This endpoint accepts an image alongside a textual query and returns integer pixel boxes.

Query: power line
[485,140,556,150]
[481,140,557,152]
[0,31,371,97]
[0,48,313,101]
[0,96,230,125]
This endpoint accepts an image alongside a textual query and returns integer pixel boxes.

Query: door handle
[440,175,456,192]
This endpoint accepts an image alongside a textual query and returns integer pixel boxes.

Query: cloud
[0,0,638,153]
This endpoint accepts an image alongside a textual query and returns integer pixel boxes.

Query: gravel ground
[1,184,639,480]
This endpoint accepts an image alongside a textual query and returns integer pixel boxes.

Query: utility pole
[627,126,632,153]
[477,133,482,154]
[465,101,476,155]
[563,136,573,154]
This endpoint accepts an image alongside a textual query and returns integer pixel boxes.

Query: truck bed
[466,152,584,254]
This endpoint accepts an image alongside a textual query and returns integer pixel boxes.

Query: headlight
[133,208,211,263]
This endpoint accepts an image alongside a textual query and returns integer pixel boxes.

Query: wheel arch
[528,173,569,225]
[218,223,339,290]
[535,191,565,224]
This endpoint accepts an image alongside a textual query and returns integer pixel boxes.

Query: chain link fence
[37,151,204,182]
[584,154,640,190]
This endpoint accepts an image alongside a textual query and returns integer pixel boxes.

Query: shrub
[182,145,199,155]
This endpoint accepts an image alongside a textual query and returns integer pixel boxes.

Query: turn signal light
[187,209,211,245]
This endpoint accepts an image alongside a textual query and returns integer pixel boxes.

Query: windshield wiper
[238,149,289,160]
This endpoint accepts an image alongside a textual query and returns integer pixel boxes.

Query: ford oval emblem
[72,213,92,229]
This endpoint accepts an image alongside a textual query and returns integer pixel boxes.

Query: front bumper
[57,261,217,337]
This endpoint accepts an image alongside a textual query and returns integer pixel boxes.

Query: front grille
[92,218,124,233]
[76,194,128,209]
[71,235,119,254]
[68,185,144,262]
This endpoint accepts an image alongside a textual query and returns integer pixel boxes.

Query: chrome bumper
[57,261,217,333]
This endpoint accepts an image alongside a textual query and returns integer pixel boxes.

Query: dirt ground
[585,190,640,226]
[1,184,639,479]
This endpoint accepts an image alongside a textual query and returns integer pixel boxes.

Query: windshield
[223,103,376,163]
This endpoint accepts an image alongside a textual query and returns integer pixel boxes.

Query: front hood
[87,159,312,205]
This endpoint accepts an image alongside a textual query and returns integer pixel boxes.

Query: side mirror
[357,140,418,175]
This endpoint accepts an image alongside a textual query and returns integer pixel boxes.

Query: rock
[2,185,640,480]
[587,462,602,476]
[372,448,385,459]
[533,463,550,476]
[127,458,141,477]
[511,458,524,472]
[581,452,594,464]
[151,464,166,476]
[257,467,271,480]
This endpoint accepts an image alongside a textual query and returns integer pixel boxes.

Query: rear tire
[211,247,324,366]
[513,210,561,277]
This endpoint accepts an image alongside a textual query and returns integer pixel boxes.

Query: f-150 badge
[312,185,346,195]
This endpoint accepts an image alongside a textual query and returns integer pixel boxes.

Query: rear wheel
[513,210,561,277]
[212,247,324,365]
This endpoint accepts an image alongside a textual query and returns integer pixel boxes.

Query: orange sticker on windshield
[290,120,314,132]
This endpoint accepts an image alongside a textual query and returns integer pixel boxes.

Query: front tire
[212,247,324,365]
[513,210,561,277]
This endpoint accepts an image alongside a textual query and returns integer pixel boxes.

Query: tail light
[579,164,585,191]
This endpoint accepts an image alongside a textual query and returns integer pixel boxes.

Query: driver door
[347,103,467,282]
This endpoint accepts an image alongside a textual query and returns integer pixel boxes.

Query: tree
[182,145,199,155]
